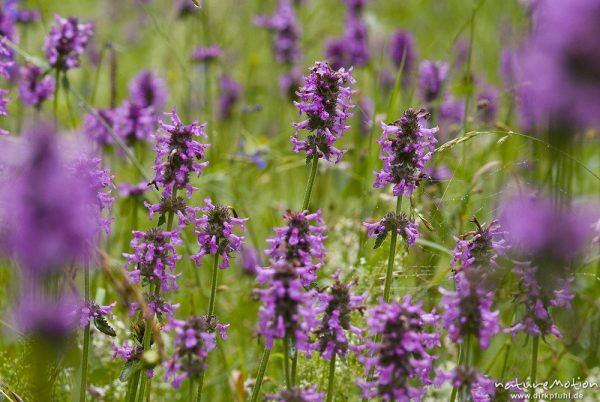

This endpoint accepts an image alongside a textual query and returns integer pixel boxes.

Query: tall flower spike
[364,211,420,249]
[265,386,324,401]
[151,107,209,198]
[123,229,182,292]
[18,64,55,108]
[43,15,93,71]
[191,198,247,269]
[113,100,156,145]
[373,108,438,197]
[256,258,318,353]
[84,108,115,148]
[163,315,228,389]
[292,61,355,163]
[358,296,440,401]
[254,0,302,65]
[434,367,495,402]
[324,9,369,70]
[315,271,366,360]
[128,70,168,112]
[417,60,448,104]
[265,209,326,286]
[389,31,416,76]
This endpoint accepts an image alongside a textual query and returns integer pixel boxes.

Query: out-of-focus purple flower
[453,39,470,71]
[119,181,149,198]
[424,164,452,182]
[418,60,448,104]
[18,64,55,108]
[0,88,9,118]
[43,15,93,71]
[265,386,324,401]
[71,155,116,234]
[358,296,439,401]
[344,0,367,13]
[256,258,318,353]
[113,101,157,145]
[519,0,600,129]
[364,211,420,248]
[128,70,168,112]
[0,6,17,43]
[79,301,115,328]
[439,271,500,349]
[265,209,326,286]
[13,293,77,339]
[175,0,199,18]
[358,96,373,136]
[240,245,260,275]
[324,11,369,70]
[476,86,498,125]
[279,67,302,99]
[315,271,366,360]
[151,107,209,198]
[0,124,98,275]
[191,198,247,269]
[373,108,438,197]
[438,94,464,138]
[434,367,495,402]
[123,229,182,292]
[84,108,115,148]
[192,45,221,63]
[389,31,416,77]
[292,61,355,163]
[255,0,301,65]
[218,74,242,120]
[163,315,228,389]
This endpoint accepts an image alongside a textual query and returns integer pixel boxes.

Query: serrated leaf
[94,315,116,337]
[119,359,142,383]
[373,231,388,249]
[157,214,166,226]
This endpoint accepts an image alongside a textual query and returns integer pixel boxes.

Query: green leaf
[157,214,166,226]
[119,359,142,383]
[373,231,388,249]
[94,315,116,337]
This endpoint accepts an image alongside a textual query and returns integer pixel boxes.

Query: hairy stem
[283,336,292,390]
[302,156,319,211]
[326,353,337,402]
[383,196,403,303]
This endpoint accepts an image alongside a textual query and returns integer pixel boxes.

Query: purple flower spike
[434,367,495,402]
[256,258,318,353]
[255,0,302,65]
[324,11,369,70]
[113,100,157,145]
[451,218,506,272]
[476,86,499,125]
[364,211,420,249]
[191,198,247,269]
[373,108,438,197]
[84,108,115,148]
[265,209,326,286]
[218,74,242,120]
[418,60,448,104]
[128,70,168,112]
[123,229,182,292]
[292,61,355,163]
[315,271,366,360]
[265,386,324,401]
[43,15,93,71]
[358,296,440,401]
[192,45,221,63]
[163,315,228,389]
[389,31,416,75]
[151,107,209,198]
[18,64,55,108]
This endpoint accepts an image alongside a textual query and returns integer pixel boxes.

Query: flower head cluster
[113,100,157,145]
[163,315,229,388]
[191,198,247,269]
[265,386,324,402]
[265,209,326,286]
[434,367,495,402]
[373,108,438,197]
[314,272,366,360]
[292,61,355,163]
[256,258,318,352]
[451,218,506,272]
[128,70,168,112]
[255,0,301,65]
[364,211,420,249]
[324,9,369,70]
[358,296,440,401]
[43,15,93,71]
[418,60,448,104]
[151,107,209,199]
[389,31,416,76]
[123,229,182,292]
[18,64,55,108]
[84,108,115,147]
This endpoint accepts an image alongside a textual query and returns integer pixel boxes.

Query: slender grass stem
[250,348,271,402]
[283,336,292,390]
[78,262,91,402]
[326,353,336,402]
[383,196,403,303]
[302,156,319,211]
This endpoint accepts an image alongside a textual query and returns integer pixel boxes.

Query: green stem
[166,186,178,231]
[78,262,91,402]
[250,348,271,402]
[283,336,292,390]
[383,197,403,303]
[136,311,154,402]
[529,336,539,398]
[126,372,141,402]
[326,353,336,402]
[194,372,205,402]
[291,350,297,386]
[207,254,220,317]
[301,156,319,211]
